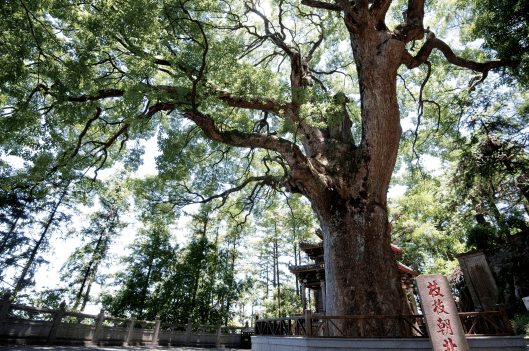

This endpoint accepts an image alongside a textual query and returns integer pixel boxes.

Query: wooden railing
[255,315,307,336]
[255,310,426,338]
[458,304,515,336]
[0,293,248,347]
[255,305,514,338]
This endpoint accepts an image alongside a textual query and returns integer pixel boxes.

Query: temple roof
[288,263,324,273]
[391,244,403,254]
[291,231,417,281]
[299,241,323,249]
[397,261,417,276]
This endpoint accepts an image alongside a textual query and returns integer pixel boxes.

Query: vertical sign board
[416,274,470,351]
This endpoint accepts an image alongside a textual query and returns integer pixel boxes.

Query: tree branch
[300,0,342,12]
[195,175,284,208]
[370,0,393,24]
[401,36,521,83]
[245,1,295,57]
[212,88,295,114]
[68,89,125,102]
[394,0,425,43]
[182,109,307,169]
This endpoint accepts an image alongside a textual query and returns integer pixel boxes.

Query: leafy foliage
[390,175,467,276]
[466,225,501,251]
[462,0,529,86]
[512,311,529,336]
[102,207,248,325]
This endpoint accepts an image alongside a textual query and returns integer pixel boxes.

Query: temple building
[288,230,419,314]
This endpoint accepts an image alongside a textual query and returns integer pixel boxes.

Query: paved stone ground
[0,347,246,351]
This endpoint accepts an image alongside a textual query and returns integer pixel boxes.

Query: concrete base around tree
[251,336,527,351]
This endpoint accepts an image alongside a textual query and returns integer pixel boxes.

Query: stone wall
[0,294,246,348]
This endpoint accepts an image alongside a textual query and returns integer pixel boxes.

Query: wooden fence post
[295,316,300,336]
[359,318,365,337]
[304,309,312,337]
[0,292,12,324]
[497,304,515,335]
[185,317,193,345]
[92,308,105,345]
[215,323,222,348]
[125,313,136,346]
[48,301,66,342]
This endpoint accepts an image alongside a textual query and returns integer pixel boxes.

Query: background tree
[102,218,174,321]
[284,194,318,296]
[11,179,74,297]
[390,175,468,276]
[61,175,130,311]
[0,190,33,290]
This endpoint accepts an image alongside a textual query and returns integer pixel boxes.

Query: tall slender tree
[13,181,72,296]
[61,175,130,311]
[0,191,32,289]
[102,218,174,320]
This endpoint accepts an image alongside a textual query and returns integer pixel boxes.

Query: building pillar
[301,284,307,311]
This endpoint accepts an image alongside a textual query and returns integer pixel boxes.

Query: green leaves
[390,175,468,277]
[460,0,529,86]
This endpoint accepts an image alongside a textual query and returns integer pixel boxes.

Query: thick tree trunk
[302,32,410,319]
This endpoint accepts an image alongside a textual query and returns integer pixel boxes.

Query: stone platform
[251,336,527,351]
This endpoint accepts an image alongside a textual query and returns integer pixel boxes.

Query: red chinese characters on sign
[427,281,445,298]
[432,299,449,315]
[428,280,456,350]
[418,275,469,351]
[437,318,454,336]
[443,337,457,351]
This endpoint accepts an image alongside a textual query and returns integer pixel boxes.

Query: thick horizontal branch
[68,89,124,102]
[301,0,342,11]
[182,109,307,168]
[401,36,520,73]
[151,85,294,115]
[66,84,291,116]
[213,88,295,114]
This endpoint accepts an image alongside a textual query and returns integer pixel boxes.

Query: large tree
[1,0,520,318]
